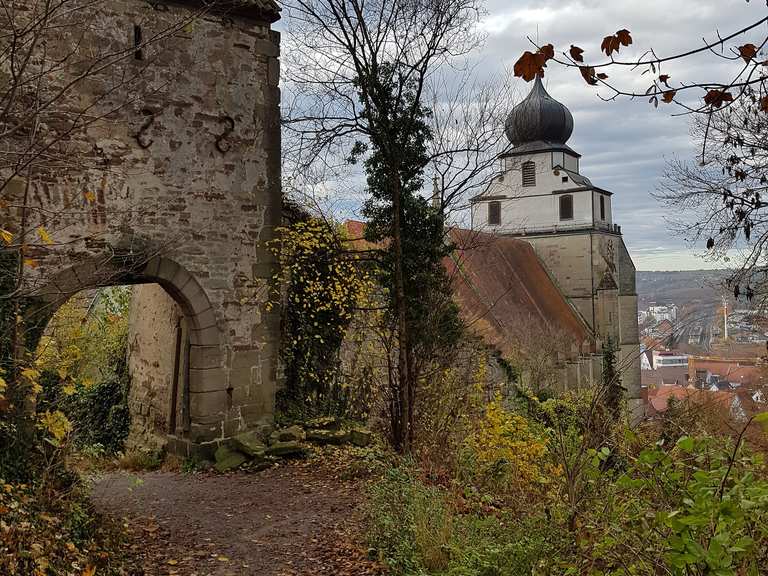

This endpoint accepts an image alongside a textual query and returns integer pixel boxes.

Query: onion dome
[505,75,574,147]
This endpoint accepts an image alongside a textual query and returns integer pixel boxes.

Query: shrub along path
[89,456,382,576]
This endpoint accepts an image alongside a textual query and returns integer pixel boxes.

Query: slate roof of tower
[504,75,575,155]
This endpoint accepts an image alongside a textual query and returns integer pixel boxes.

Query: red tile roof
[342,222,594,358]
[645,386,736,417]
[446,228,593,357]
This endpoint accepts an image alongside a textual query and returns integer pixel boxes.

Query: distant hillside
[636,270,729,309]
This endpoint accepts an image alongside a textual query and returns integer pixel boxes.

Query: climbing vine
[270,218,375,420]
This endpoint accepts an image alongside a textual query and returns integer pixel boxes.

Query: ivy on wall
[270,218,374,421]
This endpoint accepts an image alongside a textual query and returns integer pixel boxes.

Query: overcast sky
[280,1,766,271]
[477,0,765,270]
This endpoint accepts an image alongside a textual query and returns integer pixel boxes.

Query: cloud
[473,0,765,269]
[280,0,765,270]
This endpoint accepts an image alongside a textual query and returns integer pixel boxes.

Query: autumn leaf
[38,226,53,245]
[659,74,671,87]
[760,95,768,113]
[738,43,757,63]
[569,45,584,62]
[704,89,734,108]
[39,410,73,442]
[538,43,555,62]
[82,565,96,576]
[596,72,608,80]
[662,90,676,103]
[23,258,39,269]
[83,190,96,203]
[514,51,546,81]
[601,35,620,57]
[0,229,12,244]
[579,66,598,85]
[21,367,41,380]
[616,29,632,47]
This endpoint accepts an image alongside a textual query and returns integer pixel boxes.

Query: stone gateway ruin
[5,0,283,456]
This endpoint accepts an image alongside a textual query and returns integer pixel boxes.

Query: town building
[469,75,641,414]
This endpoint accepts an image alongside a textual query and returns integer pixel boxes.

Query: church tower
[470,76,641,413]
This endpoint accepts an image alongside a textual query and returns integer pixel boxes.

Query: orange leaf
[738,43,757,63]
[662,90,676,103]
[82,565,96,576]
[601,35,620,57]
[579,66,598,85]
[514,51,546,81]
[616,29,632,47]
[569,45,584,63]
[538,43,555,62]
[23,258,39,268]
[703,89,734,108]
[83,190,96,203]
[659,74,671,87]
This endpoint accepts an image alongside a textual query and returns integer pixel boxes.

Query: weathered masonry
[5,0,282,455]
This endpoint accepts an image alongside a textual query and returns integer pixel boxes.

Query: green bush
[367,463,569,576]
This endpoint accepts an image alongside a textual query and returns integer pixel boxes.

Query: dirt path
[90,458,382,576]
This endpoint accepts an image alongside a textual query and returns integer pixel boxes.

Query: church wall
[592,191,613,228]
[617,239,637,295]
[595,288,620,344]
[619,294,639,347]
[472,190,594,234]
[522,234,595,300]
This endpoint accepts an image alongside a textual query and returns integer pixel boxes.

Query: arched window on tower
[559,194,573,221]
[521,161,536,187]
[488,200,501,226]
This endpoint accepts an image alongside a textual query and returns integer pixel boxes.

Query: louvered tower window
[521,161,536,187]
[488,201,501,226]
[559,194,574,221]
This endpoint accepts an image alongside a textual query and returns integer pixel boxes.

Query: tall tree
[282,0,485,451]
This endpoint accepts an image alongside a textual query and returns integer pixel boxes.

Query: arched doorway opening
[27,255,226,455]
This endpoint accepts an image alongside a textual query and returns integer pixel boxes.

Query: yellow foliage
[38,410,73,442]
[464,396,560,501]
[0,228,12,244]
[37,226,53,245]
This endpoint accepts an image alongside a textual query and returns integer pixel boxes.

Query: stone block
[306,429,349,445]
[189,325,221,346]
[265,441,307,458]
[189,390,228,419]
[189,345,224,370]
[269,425,305,444]
[230,431,267,458]
[350,428,373,447]
[189,367,227,393]
[156,259,181,284]
[188,422,221,443]
[194,307,217,330]
[214,445,247,472]
[304,416,340,430]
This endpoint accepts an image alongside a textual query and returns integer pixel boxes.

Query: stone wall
[1,0,282,455]
[522,230,641,408]
[126,284,186,452]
